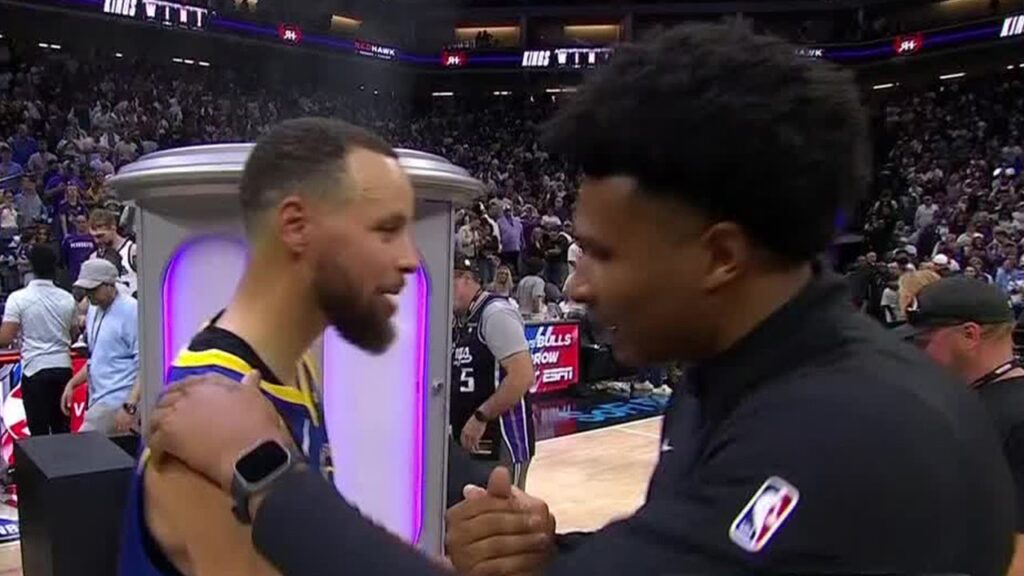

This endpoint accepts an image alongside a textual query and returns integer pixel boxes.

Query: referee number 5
[459,368,475,393]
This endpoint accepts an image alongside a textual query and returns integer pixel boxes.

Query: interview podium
[109,144,481,552]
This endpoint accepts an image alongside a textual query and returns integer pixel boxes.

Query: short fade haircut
[542,23,870,263]
[239,117,397,233]
[28,245,58,280]
[89,209,118,229]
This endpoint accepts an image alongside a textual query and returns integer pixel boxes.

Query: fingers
[486,467,513,499]
[463,484,487,500]
[159,371,241,400]
[466,552,552,576]
[241,370,261,388]
[446,510,535,550]
[146,404,176,451]
[446,493,519,525]
[450,531,552,576]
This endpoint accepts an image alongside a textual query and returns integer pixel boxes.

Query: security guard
[899,277,1024,576]
[449,257,535,492]
[141,23,1016,576]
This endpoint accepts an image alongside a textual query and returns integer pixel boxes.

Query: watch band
[230,442,300,525]
[473,409,490,423]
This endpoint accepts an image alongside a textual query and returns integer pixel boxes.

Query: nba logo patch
[728,476,799,553]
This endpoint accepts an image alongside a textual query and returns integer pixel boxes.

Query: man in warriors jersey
[119,117,419,575]
[450,256,536,492]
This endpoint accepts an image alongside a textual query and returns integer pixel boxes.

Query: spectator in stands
[0,144,21,182]
[487,265,514,298]
[0,245,76,436]
[58,183,89,238]
[61,214,95,288]
[496,202,523,275]
[88,209,137,297]
[456,213,479,260]
[515,256,546,319]
[8,124,37,167]
[25,140,55,176]
[16,175,44,227]
[90,145,115,177]
[61,259,139,435]
[0,192,18,238]
[549,222,574,288]
[996,257,1024,295]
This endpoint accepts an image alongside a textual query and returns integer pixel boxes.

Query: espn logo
[541,366,573,384]
[104,0,137,17]
[1002,14,1024,38]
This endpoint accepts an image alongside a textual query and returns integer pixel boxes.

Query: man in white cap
[61,258,140,434]
[931,254,957,276]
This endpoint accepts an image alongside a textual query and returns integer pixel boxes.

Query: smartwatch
[473,409,490,423]
[230,439,297,525]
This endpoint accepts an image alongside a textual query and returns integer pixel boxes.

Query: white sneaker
[633,381,655,393]
[609,381,631,394]
[652,385,672,396]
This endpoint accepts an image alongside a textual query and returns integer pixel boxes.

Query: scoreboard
[103,0,209,30]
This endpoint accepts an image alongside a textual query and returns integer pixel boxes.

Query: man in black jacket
[146,22,1015,576]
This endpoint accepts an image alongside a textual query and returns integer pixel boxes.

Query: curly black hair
[542,22,870,262]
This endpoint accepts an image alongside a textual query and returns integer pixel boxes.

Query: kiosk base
[15,433,134,576]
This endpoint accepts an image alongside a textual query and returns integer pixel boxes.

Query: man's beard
[314,262,395,355]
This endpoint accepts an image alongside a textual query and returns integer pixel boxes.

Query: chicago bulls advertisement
[525,322,580,395]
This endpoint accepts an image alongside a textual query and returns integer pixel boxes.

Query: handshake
[444,467,558,576]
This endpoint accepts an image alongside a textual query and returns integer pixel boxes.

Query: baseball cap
[894,276,1014,340]
[74,259,119,290]
[453,256,480,279]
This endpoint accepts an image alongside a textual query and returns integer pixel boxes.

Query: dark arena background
[0,0,1023,574]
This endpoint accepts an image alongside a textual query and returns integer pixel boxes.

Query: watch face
[236,441,289,484]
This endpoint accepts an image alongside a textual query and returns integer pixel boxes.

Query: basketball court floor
[0,416,663,574]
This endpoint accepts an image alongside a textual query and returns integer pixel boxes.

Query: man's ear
[961,322,984,349]
[277,195,310,256]
[699,221,749,293]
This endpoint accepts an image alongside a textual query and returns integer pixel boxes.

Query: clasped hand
[445,467,557,576]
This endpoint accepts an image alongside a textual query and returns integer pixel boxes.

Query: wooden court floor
[0,417,663,574]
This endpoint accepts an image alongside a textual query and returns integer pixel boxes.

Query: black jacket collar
[689,266,854,421]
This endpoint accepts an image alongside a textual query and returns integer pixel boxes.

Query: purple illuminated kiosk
[108,144,482,553]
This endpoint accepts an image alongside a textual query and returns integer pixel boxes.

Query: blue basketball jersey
[118,325,331,575]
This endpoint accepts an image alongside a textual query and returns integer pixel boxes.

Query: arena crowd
[852,75,1024,325]
[3,50,1024,332]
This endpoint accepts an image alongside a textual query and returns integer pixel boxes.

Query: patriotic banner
[0,352,89,544]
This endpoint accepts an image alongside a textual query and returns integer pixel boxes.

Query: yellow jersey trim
[171,348,320,425]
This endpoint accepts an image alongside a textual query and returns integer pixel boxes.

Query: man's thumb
[486,466,513,498]
[242,370,261,388]
[462,484,487,500]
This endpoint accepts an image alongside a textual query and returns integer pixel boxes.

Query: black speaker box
[15,432,134,576]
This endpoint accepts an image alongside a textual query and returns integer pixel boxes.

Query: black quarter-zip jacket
[251,271,1014,576]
